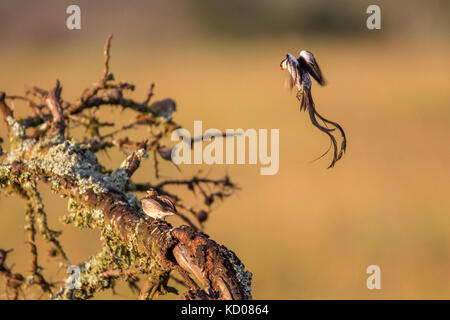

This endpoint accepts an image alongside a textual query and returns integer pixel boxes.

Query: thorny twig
[0,249,25,300]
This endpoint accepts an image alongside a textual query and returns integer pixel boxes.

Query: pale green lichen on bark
[6,115,26,140]
[63,199,105,228]
[56,211,161,300]
[0,122,160,299]
[222,247,253,299]
[0,164,11,186]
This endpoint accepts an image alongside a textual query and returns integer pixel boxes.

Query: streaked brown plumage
[141,189,177,220]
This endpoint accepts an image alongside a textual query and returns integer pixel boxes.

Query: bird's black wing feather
[298,51,326,86]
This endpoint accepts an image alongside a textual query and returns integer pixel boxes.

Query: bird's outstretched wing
[280,53,300,89]
[299,50,326,86]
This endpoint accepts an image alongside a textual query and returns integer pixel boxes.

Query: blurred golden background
[0,0,449,299]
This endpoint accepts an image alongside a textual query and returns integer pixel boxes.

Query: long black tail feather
[298,89,347,168]
[311,96,347,161]
[308,102,339,168]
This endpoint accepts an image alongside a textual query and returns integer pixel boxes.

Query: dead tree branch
[0,249,25,300]
[0,34,252,300]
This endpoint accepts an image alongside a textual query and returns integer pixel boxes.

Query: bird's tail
[311,95,347,162]
[298,90,308,112]
[298,89,347,168]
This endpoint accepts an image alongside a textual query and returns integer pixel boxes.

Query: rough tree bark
[0,35,252,300]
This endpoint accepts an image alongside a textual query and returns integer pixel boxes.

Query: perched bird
[280,50,347,168]
[150,98,176,121]
[141,188,177,220]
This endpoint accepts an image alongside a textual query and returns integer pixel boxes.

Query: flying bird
[141,188,177,220]
[280,50,347,168]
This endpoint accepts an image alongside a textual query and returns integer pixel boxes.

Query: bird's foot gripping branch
[0,34,252,300]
